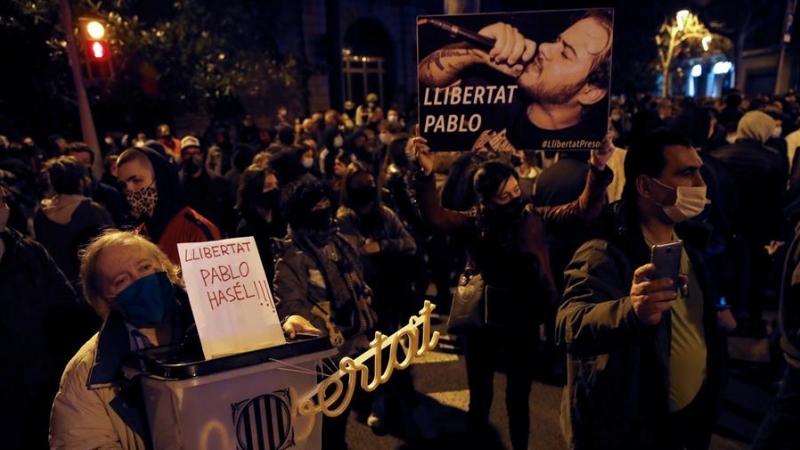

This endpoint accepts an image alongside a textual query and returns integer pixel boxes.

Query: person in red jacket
[116,146,221,264]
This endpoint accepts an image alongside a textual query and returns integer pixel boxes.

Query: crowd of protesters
[2,87,800,449]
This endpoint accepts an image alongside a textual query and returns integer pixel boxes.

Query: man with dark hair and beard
[418,9,612,151]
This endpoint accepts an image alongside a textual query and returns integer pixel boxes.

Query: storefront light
[712,61,732,74]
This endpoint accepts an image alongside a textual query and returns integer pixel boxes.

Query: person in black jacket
[0,183,81,450]
[752,222,800,450]
[711,111,788,334]
[179,136,236,236]
[557,129,736,450]
[413,134,613,450]
[234,165,287,286]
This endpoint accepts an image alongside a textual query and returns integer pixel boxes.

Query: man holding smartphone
[556,129,736,450]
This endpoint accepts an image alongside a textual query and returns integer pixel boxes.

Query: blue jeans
[752,364,800,450]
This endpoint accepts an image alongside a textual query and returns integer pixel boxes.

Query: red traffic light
[79,18,113,79]
[89,41,108,60]
[79,19,110,61]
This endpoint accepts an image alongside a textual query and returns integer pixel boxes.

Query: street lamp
[656,10,712,97]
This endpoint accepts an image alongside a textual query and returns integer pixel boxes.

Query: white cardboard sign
[178,237,286,358]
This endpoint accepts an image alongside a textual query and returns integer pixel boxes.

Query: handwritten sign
[179,237,286,358]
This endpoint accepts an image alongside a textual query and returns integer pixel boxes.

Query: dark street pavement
[342,306,779,450]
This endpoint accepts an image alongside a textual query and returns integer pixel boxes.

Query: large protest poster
[417,8,613,152]
[179,237,286,359]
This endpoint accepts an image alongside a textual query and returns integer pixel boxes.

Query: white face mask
[651,177,709,223]
[333,135,344,148]
[773,127,782,138]
[379,133,392,145]
[301,156,315,169]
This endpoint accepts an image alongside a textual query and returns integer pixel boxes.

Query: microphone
[417,18,495,51]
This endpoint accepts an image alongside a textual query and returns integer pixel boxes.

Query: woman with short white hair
[50,230,194,450]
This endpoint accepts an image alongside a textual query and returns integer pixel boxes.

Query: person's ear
[636,175,653,198]
[577,84,608,107]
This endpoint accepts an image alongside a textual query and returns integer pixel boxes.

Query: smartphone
[650,240,683,291]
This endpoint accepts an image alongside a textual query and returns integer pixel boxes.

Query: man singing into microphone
[418,9,612,152]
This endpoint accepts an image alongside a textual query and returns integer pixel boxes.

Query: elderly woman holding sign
[50,229,195,449]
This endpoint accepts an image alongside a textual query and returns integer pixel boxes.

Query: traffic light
[79,18,113,80]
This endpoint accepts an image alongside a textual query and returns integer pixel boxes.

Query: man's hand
[418,21,535,87]
[630,263,679,326]
[477,22,537,78]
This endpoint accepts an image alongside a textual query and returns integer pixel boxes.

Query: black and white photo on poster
[417,8,613,152]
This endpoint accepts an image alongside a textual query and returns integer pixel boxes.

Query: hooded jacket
[34,195,114,284]
[711,112,788,245]
[133,147,221,264]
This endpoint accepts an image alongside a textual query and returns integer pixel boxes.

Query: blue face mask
[114,271,176,328]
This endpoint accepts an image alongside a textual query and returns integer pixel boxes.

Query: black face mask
[258,189,280,209]
[301,207,333,231]
[489,196,526,221]
[348,186,375,208]
[183,160,201,175]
